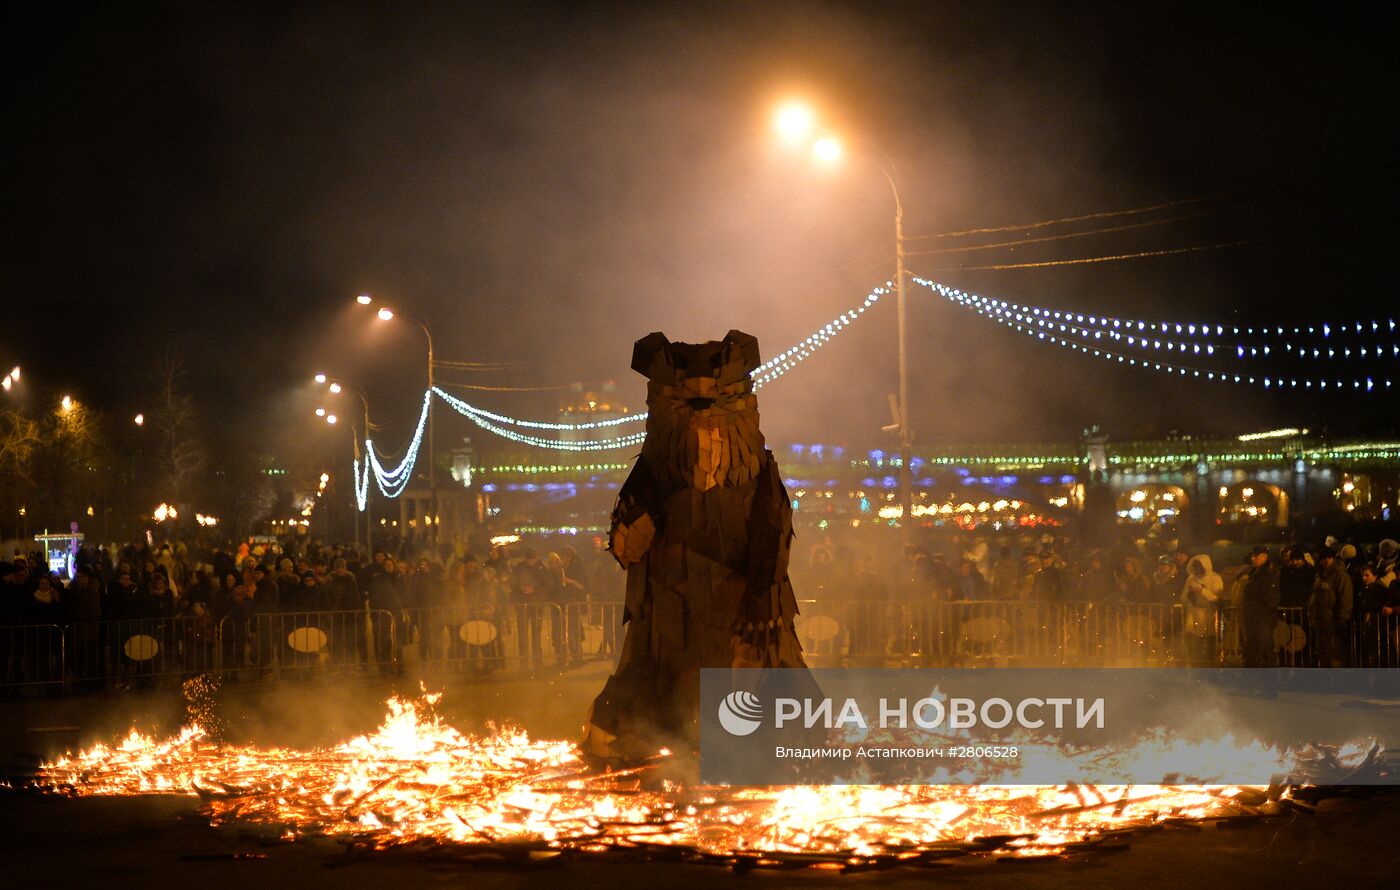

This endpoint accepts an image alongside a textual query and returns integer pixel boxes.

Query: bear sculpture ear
[719,330,761,382]
[631,332,673,379]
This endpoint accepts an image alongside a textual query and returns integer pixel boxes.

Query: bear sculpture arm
[608,459,662,569]
[742,454,796,627]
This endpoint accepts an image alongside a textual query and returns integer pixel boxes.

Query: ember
[28,690,1381,871]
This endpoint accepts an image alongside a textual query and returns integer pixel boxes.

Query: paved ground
[3,668,1399,887]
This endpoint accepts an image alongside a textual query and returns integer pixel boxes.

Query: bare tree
[0,407,41,486]
[152,355,209,502]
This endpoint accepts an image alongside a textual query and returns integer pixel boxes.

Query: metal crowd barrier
[0,624,65,688]
[401,603,589,674]
[3,602,1397,690]
[218,609,397,677]
[793,600,1400,669]
[64,616,220,684]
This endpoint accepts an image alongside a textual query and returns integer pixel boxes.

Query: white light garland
[352,457,371,511]
[916,281,1398,361]
[750,284,889,388]
[363,389,432,497]
[356,283,892,486]
[915,278,1392,392]
[434,387,648,451]
[914,280,1396,343]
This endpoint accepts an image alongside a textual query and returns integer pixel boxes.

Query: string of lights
[434,387,648,450]
[914,278,1393,392]
[915,282,1398,362]
[363,389,432,497]
[914,277,1395,342]
[751,283,889,388]
[351,282,894,473]
[429,282,891,436]
[352,457,371,511]
[434,392,643,430]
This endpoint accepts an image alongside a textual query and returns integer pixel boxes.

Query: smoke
[6,1,1397,468]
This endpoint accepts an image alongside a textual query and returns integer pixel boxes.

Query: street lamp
[60,394,74,413]
[314,372,377,553]
[773,102,815,144]
[356,294,437,546]
[133,413,144,426]
[773,102,915,537]
[1,365,17,392]
[812,135,843,163]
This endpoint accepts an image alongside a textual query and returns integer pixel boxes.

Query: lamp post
[356,295,437,549]
[774,103,915,539]
[314,407,366,554]
[314,374,375,555]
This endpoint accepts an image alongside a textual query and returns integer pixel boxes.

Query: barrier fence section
[404,603,624,674]
[0,624,65,689]
[2,602,1397,690]
[793,600,1400,669]
[64,616,220,685]
[218,609,397,677]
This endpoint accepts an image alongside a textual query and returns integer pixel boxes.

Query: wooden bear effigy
[582,330,807,763]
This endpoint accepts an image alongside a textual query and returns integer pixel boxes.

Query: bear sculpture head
[632,331,765,491]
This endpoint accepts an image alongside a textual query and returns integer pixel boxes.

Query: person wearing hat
[1278,546,1314,609]
[1309,546,1353,668]
[1239,546,1280,669]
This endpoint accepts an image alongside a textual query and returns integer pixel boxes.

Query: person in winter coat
[24,574,67,625]
[1309,547,1354,667]
[1239,546,1281,668]
[1352,564,1393,667]
[1180,554,1223,666]
[1278,546,1314,609]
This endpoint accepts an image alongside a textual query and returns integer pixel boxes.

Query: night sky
[5,2,1397,474]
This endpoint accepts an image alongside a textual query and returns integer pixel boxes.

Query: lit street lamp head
[328,382,342,394]
[315,407,326,417]
[325,414,337,425]
[356,294,373,305]
[133,413,144,426]
[377,307,394,321]
[813,135,843,163]
[773,102,815,144]
[60,394,73,413]
[314,373,327,384]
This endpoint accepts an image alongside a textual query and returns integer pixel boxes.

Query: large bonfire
[29,688,1384,872]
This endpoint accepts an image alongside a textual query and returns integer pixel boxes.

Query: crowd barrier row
[789,600,1400,669]
[2,600,1397,691]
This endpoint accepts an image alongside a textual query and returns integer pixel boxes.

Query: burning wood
[27,689,1390,873]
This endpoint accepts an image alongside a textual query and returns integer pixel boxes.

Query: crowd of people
[3,526,1399,690]
[0,537,626,688]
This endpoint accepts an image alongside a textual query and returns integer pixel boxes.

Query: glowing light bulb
[812,136,843,163]
[377,307,394,321]
[773,102,815,143]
